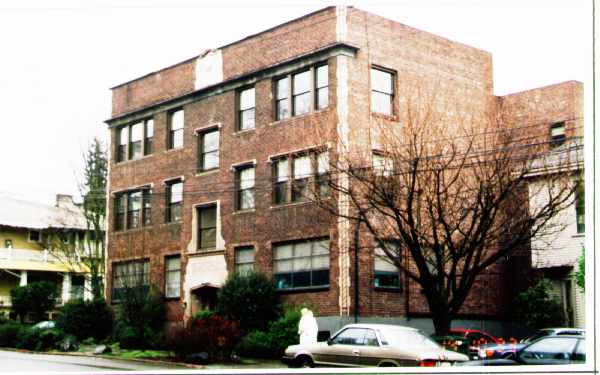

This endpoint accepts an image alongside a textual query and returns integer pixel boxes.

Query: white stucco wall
[529,179,584,269]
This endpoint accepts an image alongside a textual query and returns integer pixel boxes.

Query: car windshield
[380,328,440,350]
[524,329,552,342]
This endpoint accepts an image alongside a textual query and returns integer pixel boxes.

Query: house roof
[0,195,88,231]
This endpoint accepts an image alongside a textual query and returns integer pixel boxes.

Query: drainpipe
[353,221,360,323]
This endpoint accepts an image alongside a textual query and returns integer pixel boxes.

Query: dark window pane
[292,179,309,202]
[169,202,182,222]
[274,182,288,204]
[130,141,142,160]
[312,269,329,286]
[275,273,292,289]
[374,271,400,288]
[200,228,216,249]
[293,271,311,288]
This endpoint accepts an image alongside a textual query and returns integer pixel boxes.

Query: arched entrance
[189,283,219,315]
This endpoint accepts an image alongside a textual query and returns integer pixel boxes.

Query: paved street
[0,350,192,372]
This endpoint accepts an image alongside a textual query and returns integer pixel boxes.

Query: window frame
[235,165,255,211]
[197,204,217,251]
[168,109,184,150]
[164,255,181,299]
[114,188,152,231]
[274,63,329,121]
[273,238,330,290]
[234,246,255,274]
[271,150,329,205]
[550,122,566,148]
[111,259,150,302]
[197,128,220,172]
[373,243,402,290]
[28,230,42,243]
[237,86,256,131]
[165,180,183,223]
[116,118,154,163]
[370,66,395,116]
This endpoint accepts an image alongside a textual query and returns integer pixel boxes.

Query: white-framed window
[166,180,183,223]
[198,204,217,250]
[112,259,149,301]
[374,244,401,289]
[373,153,394,177]
[169,109,184,149]
[198,129,220,172]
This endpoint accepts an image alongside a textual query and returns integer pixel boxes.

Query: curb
[0,347,204,369]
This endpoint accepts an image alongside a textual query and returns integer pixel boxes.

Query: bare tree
[310,92,579,335]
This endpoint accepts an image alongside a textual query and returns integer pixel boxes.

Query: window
[275,77,290,120]
[236,166,255,210]
[71,275,85,300]
[238,87,255,130]
[273,238,330,289]
[142,190,152,226]
[165,256,181,298]
[117,126,128,162]
[374,245,401,289]
[315,64,329,110]
[169,109,184,149]
[197,205,217,250]
[28,230,41,243]
[127,191,142,229]
[235,246,255,274]
[292,155,312,202]
[275,64,329,120]
[316,152,330,197]
[115,189,151,231]
[521,337,578,361]
[373,153,394,177]
[293,70,311,116]
[198,129,219,172]
[332,328,371,345]
[144,119,154,155]
[166,180,183,223]
[272,150,329,205]
[551,122,566,147]
[273,158,289,205]
[114,194,127,231]
[371,67,394,115]
[116,118,154,162]
[4,239,13,249]
[112,259,149,301]
[576,181,584,233]
[129,122,143,160]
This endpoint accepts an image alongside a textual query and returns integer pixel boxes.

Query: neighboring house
[526,138,585,327]
[0,194,94,320]
[103,6,583,336]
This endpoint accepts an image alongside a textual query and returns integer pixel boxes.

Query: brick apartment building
[104,6,583,335]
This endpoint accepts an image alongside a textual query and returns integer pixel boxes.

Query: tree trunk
[431,309,452,336]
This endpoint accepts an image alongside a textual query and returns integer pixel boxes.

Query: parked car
[448,328,500,359]
[32,321,56,330]
[281,323,469,368]
[456,335,585,366]
[521,328,585,343]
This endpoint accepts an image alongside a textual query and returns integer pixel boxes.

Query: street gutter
[0,347,204,369]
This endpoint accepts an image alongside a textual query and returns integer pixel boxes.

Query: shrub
[10,281,58,323]
[216,271,280,333]
[167,314,241,362]
[57,298,113,341]
[0,322,26,347]
[513,279,565,329]
[237,307,302,359]
[114,285,166,349]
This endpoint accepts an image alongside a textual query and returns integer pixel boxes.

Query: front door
[316,328,365,366]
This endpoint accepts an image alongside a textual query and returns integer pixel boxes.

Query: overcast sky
[0,0,590,205]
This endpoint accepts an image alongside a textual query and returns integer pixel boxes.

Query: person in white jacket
[298,308,318,345]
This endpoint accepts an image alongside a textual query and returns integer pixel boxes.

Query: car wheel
[379,362,397,367]
[296,355,314,368]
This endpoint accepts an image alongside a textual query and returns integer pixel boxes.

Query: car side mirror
[327,339,333,346]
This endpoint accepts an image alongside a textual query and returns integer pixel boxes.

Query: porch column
[83,274,93,301]
[62,273,71,304]
[19,270,27,286]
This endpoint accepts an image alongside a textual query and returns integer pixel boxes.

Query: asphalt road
[0,349,192,372]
